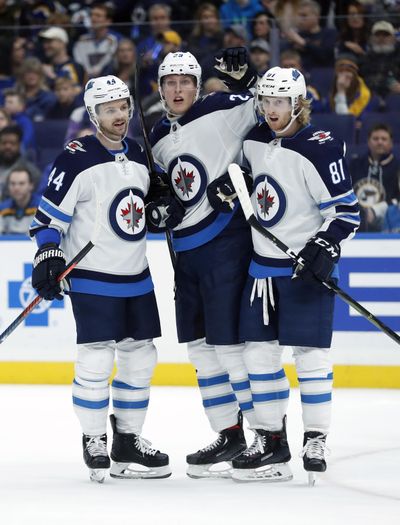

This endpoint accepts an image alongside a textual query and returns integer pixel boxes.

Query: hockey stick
[134,58,176,268]
[0,185,102,345]
[228,163,400,346]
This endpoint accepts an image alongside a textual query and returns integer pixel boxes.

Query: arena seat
[310,114,356,144]
[309,67,335,97]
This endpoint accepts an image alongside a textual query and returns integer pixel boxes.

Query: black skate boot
[82,433,110,483]
[186,411,247,479]
[109,414,171,479]
[301,431,329,486]
[231,416,292,482]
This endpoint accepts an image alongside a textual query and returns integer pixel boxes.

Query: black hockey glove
[207,169,253,213]
[31,243,68,301]
[294,235,340,284]
[146,196,185,232]
[214,47,258,92]
[146,171,171,202]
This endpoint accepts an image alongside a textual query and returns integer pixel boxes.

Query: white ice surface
[0,386,399,525]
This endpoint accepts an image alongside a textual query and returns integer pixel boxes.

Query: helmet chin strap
[266,106,304,136]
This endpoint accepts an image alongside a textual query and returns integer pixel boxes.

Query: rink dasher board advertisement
[0,234,399,387]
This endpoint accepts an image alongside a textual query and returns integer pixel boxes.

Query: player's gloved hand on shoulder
[146,196,185,232]
[31,243,69,301]
[207,168,253,213]
[294,235,340,284]
[214,47,258,92]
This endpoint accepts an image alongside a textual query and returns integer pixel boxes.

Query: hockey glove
[32,243,68,301]
[207,169,253,213]
[214,47,258,92]
[146,171,171,202]
[294,235,340,284]
[146,196,185,232]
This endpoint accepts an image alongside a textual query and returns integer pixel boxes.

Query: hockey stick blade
[228,163,400,346]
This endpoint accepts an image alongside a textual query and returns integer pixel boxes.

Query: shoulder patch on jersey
[65,140,87,154]
[307,130,333,144]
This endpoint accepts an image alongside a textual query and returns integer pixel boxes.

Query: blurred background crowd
[0,0,400,236]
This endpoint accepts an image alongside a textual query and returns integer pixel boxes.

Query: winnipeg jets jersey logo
[308,130,333,144]
[109,188,146,241]
[168,155,207,207]
[66,140,86,154]
[253,174,286,227]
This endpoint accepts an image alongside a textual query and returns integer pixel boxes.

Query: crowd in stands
[0,0,400,235]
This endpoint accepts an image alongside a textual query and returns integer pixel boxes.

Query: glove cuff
[33,244,65,269]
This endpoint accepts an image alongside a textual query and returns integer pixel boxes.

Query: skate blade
[89,469,107,483]
[308,472,317,487]
[186,462,233,479]
[232,462,293,483]
[110,462,171,479]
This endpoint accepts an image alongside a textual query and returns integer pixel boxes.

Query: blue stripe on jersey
[301,392,332,404]
[172,209,236,252]
[71,267,150,283]
[72,396,109,409]
[239,401,254,412]
[336,214,360,224]
[249,369,286,381]
[249,259,339,279]
[39,198,73,223]
[319,192,357,210]
[231,380,251,391]
[112,379,144,390]
[252,390,290,402]
[298,372,333,382]
[113,399,149,409]
[69,275,154,297]
[197,374,230,387]
[203,393,237,408]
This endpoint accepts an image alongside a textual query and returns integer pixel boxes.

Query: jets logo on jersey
[253,174,286,227]
[66,140,86,154]
[109,188,146,241]
[168,155,207,207]
[308,130,333,144]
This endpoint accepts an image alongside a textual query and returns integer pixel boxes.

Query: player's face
[161,74,197,115]
[97,99,130,140]
[260,96,292,133]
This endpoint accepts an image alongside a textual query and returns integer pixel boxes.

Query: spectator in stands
[0,164,40,235]
[249,39,270,76]
[275,0,300,34]
[16,57,57,121]
[73,3,120,78]
[359,21,400,108]
[187,3,224,65]
[283,0,337,70]
[39,26,85,90]
[223,24,248,48]
[335,1,369,59]
[3,89,36,154]
[251,11,271,42]
[10,37,28,79]
[136,4,178,96]
[279,48,324,112]
[102,38,136,91]
[219,0,263,36]
[351,123,400,232]
[0,125,40,199]
[45,77,82,120]
[0,108,11,131]
[328,55,371,119]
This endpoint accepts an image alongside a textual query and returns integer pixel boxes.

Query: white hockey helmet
[84,75,133,130]
[256,67,307,133]
[158,52,202,112]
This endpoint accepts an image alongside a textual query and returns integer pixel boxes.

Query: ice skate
[186,412,247,479]
[300,431,329,487]
[109,414,171,479]
[232,416,292,482]
[82,433,110,483]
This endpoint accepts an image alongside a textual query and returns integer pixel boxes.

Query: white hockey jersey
[30,135,154,297]
[150,91,257,252]
[243,123,360,278]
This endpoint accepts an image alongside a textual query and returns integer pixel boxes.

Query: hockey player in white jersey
[29,76,179,483]
[230,67,360,484]
[148,50,260,478]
